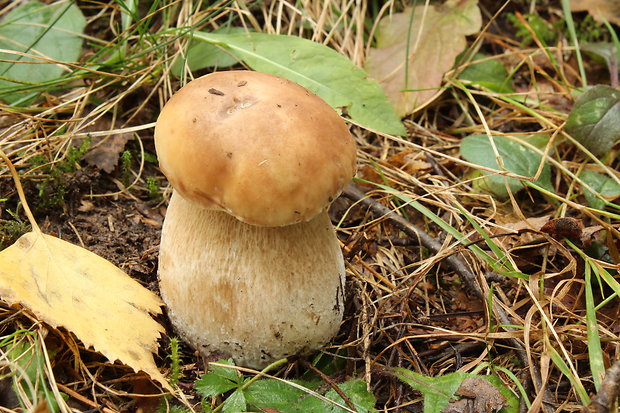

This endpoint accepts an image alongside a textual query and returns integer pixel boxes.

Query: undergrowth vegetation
[0,0,619,412]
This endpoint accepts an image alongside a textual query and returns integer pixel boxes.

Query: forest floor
[1,1,619,412]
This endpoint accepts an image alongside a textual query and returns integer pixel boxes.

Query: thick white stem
[158,191,346,368]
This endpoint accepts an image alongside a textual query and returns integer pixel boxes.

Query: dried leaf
[0,231,169,389]
[83,133,132,173]
[365,0,481,115]
[443,377,507,413]
[78,117,132,173]
[570,0,620,26]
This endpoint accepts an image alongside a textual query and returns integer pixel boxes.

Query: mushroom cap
[154,70,356,227]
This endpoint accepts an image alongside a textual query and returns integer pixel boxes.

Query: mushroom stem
[158,191,346,368]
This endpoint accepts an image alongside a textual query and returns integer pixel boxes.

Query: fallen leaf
[460,134,554,198]
[0,230,169,389]
[443,377,507,413]
[78,117,133,173]
[83,134,132,173]
[570,0,620,26]
[0,1,86,104]
[386,151,432,174]
[458,53,514,94]
[365,0,482,116]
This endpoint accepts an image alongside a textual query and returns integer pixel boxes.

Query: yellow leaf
[0,231,169,390]
[365,0,481,116]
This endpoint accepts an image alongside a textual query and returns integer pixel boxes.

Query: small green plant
[156,338,190,413]
[575,14,610,43]
[29,137,91,209]
[0,208,31,250]
[194,358,375,413]
[168,337,182,387]
[121,150,133,187]
[146,176,160,200]
[507,13,557,46]
[0,330,67,412]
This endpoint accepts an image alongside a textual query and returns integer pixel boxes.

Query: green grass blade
[546,337,590,404]
[584,261,605,391]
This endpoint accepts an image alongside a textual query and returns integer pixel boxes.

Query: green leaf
[170,27,245,77]
[580,170,620,209]
[460,134,554,198]
[191,31,406,136]
[194,373,238,398]
[0,0,86,104]
[459,53,514,94]
[565,85,620,157]
[293,379,375,413]
[392,369,518,413]
[244,379,306,410]
[195,360,240,397]
[325,380,375,413]
[393,368,466,412]
[221,389,247,413]
[580,42,620,71]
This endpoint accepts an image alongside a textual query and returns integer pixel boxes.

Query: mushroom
[154,70,356,367]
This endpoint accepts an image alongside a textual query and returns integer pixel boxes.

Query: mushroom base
[158,191,346,368]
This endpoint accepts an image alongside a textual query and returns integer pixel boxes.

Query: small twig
[581,360,620,413]
[56,383,118,413]
[298,360,357,411]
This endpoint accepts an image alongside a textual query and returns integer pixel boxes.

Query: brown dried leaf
[365,0,481,116]
[79,117,132,173]
[443,377,506,413]
[84,133,132,173]
[570,0,620,26]
[0,231,169,389]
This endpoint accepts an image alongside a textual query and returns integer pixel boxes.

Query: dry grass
[1,0,619,412]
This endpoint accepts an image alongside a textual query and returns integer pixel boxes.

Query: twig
[298,360,356,411]
[56,383,118,413]
[581,360,620,413]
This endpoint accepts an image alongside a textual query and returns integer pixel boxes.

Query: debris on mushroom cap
[154,70,357,227]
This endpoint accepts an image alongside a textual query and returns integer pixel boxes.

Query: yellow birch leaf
[0,231,170,390]
[365,0,481,116]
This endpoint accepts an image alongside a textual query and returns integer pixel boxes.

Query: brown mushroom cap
[154,70,356,227]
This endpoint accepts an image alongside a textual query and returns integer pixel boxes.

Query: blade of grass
[561,0,587,87]
[584,260,605,391]
[546,337,590,405]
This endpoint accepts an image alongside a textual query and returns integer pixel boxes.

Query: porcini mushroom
[154,70,356,367]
